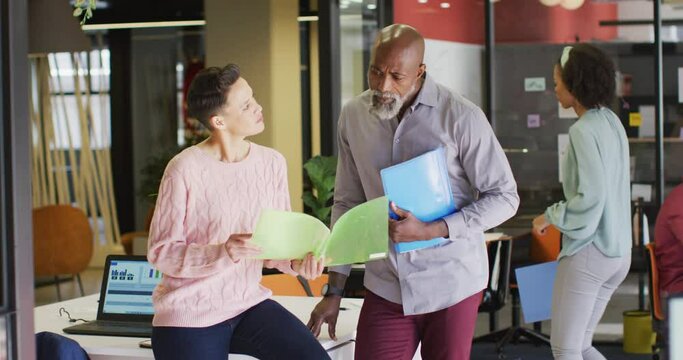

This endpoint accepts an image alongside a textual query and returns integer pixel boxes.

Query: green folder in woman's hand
[250,196,389,266]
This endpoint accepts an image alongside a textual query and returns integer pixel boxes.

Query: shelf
[628,137,683,143]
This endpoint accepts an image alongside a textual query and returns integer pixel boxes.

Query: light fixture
[418,0,428,3]
[367,4,377,10]
[297,16,319,22]
[440,2,451,8]
[81,20,206,31]
[560,0,584,10]
[539,0,562,6]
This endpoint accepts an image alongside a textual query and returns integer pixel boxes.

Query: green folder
[250,196,389,266]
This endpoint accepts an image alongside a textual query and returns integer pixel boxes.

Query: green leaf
[73,7,83,17]
[302,192,318,210]
[303,155,337,225]
[313,207,331,223]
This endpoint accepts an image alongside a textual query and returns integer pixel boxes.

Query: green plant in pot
[302,155,337,226]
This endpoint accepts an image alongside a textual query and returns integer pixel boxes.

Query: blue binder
[380,147,457,253]
[515,261,558,323]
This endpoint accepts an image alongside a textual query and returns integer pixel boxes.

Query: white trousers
[550,243,631,360]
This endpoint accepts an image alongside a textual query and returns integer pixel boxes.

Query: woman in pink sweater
[147,64,328,360]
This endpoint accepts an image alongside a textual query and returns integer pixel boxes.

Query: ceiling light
[367,4,377,9]
[418,0,428,3]
[560,0,584,10]
[539,0,562,5]
[440,2,451,8]
[297,16,319,22]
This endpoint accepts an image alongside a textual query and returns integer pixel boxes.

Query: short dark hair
[558,44,615,109]
[186,64,241,129]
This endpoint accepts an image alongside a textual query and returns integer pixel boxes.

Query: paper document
[558,103,578,119]
[639,105,655,138]
[516,261,558,323]
[250,197,389,266]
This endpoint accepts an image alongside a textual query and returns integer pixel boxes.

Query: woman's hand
[291,252,325,280]
[532,214,550,235]
[225,233,261,263]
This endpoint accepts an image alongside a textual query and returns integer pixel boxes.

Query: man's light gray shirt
[330,75,519,315]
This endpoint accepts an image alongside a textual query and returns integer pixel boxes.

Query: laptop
[670,294,683,359]
[63,255,162,337]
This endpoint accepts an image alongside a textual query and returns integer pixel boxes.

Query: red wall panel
[393,0,617,45]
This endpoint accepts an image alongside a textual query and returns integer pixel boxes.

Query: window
[44,50,111,150]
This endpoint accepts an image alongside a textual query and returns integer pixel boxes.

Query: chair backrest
[530,225,561,263]
[261,274,311,296]
[36,331,88,360]
[308,274,329,297]
[479,238,513,312]
[33,205,93,276]
[645,243,664,321]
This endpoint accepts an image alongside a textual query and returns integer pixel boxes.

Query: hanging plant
[73,0,97,25]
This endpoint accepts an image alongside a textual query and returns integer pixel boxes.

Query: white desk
[35,294,362,360]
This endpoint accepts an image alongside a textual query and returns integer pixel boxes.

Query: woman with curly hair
[532,44,631,360]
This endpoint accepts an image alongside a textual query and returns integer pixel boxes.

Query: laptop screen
[671,295,683,358]
[101,259,162,315]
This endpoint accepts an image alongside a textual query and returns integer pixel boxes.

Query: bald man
[307,24,519,359]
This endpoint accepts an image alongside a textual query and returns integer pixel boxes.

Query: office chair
[477,238,513,334]
[261,273,329,297]
[645,243,665,360]
[476,229,557,354]
[36,331,88,360]
[33,205,93,301]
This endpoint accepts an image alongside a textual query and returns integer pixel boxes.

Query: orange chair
[33,205,93,301]
[307,274,329,297]
[645,242,665,358]
[261,273,329,297]
[121,206,155,255]
[261,274,310,296]
[530,225,561,263]
[645,243,664,322]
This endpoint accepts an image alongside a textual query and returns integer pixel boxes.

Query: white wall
[618,1,683,42]
[424,39,484,107]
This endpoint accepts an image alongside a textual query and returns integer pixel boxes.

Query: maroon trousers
[354,290,482,360]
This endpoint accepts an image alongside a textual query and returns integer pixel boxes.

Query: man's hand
[225,233,261,263]
[307,296,342,340]
[388,202,448,243]
[291,252,325,280]
[532,214,550,235]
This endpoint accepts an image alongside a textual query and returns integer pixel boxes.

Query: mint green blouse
[545,107,632,259]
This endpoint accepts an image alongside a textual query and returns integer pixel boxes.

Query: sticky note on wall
[527,114,541,128]
[629,113,642,127]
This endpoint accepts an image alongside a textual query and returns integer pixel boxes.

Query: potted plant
[302,155,337,226]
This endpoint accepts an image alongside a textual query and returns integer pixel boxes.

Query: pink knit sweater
[147,143,293,327]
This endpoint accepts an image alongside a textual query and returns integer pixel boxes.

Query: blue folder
[515,261,558,323]
[380,147,457,253]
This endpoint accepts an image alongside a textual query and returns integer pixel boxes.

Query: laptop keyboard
[92,321,152,328]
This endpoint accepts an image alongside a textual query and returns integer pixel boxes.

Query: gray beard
[370,91,403,120]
